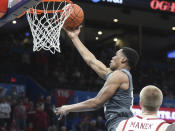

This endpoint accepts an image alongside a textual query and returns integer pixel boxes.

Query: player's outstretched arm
[55,71,125,120]
[64,26,111,80]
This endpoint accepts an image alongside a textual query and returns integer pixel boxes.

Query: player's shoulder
[110,69,127,76]
[106,70,127,83]
[112,70,129,80]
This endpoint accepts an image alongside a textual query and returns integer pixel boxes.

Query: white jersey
[122,115,167,131]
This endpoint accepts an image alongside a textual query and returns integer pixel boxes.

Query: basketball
[63,4,84,30]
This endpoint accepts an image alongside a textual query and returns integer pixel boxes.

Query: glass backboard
[0,0,42,27]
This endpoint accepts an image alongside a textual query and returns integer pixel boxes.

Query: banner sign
[133,105,175,123]
[134,95,175,108]
[56,89,175,107]
[56,89,74,107]
[0,83,26,97]
[56,89,97,106]
[78,0,175,13]
[91,0,123,4]
[150,0,175,13]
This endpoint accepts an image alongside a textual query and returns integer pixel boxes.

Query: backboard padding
[0,0,42,27]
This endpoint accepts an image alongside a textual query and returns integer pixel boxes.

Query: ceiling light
[98,31,103,35]
[95,37,99,40]
[113,19,119,23]
[25,32,30,37]
[113,38,118,42]
[12,20,17,24]
[172,27,175,31]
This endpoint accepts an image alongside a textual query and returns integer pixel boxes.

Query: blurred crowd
[0,87,107,131]
[0,32,175,130]
[2,34,175,96]
[0,32,175,97]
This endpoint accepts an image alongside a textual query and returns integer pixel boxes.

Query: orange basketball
[63,4,84,30]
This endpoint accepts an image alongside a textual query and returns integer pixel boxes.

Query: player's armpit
[93,71,125,106]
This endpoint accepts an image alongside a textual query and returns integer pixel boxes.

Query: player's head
[109,47,139,70]
[140,85,163,112]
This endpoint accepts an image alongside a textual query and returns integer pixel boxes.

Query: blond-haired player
[116,85,170,131]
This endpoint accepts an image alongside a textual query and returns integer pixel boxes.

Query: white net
[26,1,73,54]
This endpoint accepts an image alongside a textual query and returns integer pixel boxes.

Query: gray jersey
[104,69,134,131]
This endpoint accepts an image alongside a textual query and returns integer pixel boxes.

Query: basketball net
[26,0,73,54]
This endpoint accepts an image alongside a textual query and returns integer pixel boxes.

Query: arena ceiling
[0,0,175,53]
[76,1,175,53]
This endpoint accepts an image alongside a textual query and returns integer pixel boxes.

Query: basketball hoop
[26,0,73,54]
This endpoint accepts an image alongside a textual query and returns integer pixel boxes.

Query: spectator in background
[44,96,55,127]
[27,101,36,124]
[66,113,81,131]
[60,126,67,131]
[23,97,30,113]
[0,97,11,129]
[88,120,98,131]
[8,120,18,131]
[6,96,12,105]
[0,87,6,99]
[10,99,17,124]
[25,122,34,131]
[35,105,48,131]
[13,100,27,131]
[37,94,45,110]
[78,116,90,131]
[10,87,18,100]
[48,125,57,131]
[96,116,106,131]
[19,92,25,101]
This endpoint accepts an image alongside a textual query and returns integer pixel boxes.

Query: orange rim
[18,0,73,17]
[27,0,73,14]
[42,0,72,3]
[27,8,64,14]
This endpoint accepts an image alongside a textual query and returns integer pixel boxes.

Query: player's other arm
[64,27,111,79]
[56,71,125,119]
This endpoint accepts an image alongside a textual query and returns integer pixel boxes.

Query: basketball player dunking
[55,26,139,131]
[116,85,170,131]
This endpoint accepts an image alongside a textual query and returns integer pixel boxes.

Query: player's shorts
[105,112,133,131]
[107,117,128,131]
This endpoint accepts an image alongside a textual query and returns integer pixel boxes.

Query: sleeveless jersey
[104,69,134,130]
[122,115,167,131]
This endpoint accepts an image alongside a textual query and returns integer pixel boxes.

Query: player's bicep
[89,59,111,79]
[94,71,123,106]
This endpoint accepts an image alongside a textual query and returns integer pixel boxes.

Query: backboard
[0,0,42,27]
